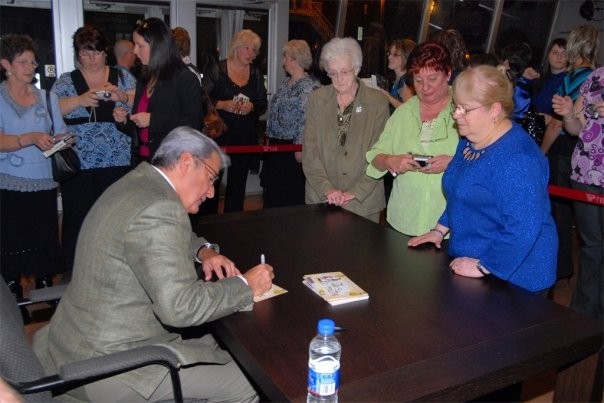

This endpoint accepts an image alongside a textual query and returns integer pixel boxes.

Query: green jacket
[366,95,459,235]
[303,82,389,218]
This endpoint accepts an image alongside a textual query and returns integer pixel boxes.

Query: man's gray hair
[152,126,230,169]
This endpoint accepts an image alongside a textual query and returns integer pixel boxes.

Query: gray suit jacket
[33,162,253,399]
[302,82,388,218]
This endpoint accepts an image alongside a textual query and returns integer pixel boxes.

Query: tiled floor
[22,193,586,402]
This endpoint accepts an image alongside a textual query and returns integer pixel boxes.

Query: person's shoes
[35,274,53,289]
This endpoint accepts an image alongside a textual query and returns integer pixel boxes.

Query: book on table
[303,271,369,306]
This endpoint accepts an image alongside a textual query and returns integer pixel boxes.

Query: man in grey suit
[33,126,274,402]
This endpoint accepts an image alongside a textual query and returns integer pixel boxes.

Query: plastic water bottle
[307,318,341,403]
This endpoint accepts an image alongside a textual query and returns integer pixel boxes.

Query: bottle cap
[317,318,335,335]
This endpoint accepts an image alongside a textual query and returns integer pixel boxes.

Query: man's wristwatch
[476,261,490,275]
[200,242,220,254]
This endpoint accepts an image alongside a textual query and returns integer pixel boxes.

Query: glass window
[427,0,495,55]
[196,6,268,78]
[493,1,556,64]
[1,1,54,89]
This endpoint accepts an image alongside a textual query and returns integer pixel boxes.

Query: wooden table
[196,205,602,402]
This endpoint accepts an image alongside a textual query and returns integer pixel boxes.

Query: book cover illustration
[303,271,369,306]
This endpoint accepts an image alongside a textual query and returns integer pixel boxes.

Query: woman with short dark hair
[367,43,459,234]
[0,34,67,295]
[53,24,137,272]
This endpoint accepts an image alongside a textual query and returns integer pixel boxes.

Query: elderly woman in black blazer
[114,18,204,163]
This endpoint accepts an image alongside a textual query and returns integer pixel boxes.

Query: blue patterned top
[51,69,136,169]
[0,83,67,191]
[267,76,321,143]
[439,123,557,292]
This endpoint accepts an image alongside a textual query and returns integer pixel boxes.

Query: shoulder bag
[46,91,80,182]
[522,103,545,146]
[202,89,227,140]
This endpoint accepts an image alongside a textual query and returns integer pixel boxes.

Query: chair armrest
[17,285,68,306]
[29,285,68,303]
[59,345,181,381]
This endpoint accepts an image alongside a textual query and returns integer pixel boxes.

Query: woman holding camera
[367,43,459,235]
[52,24,136,272]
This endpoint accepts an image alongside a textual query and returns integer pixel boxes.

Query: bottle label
[308,356,340,396]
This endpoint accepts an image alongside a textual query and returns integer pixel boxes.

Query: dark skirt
[261,138,305,208]
[0,188,62,280]
[61,165,131,271]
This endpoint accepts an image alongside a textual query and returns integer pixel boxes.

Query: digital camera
[95,90,112,99]
[413,154,432,167]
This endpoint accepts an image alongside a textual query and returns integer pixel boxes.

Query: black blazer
[119,67,205,162]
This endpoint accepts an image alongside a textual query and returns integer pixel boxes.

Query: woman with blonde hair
[203,29,267,213]
[262,39,320,208]
[542,24,598,281]
[409,65,556,293]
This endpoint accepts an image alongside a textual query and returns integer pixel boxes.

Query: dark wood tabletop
[195,205,602,402]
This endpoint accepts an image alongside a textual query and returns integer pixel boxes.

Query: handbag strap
[45,90,55,135]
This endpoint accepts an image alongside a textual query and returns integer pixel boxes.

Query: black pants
[547,135,577,280]
[261,138,305,208]
[61,166,130,271]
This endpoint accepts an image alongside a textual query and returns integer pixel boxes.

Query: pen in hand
[260,254,265,265]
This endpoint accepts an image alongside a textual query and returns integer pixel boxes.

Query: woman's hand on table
[449,257,485,278]
[408,228,446,249]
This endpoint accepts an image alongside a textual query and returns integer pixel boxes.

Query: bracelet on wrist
[122,93,129,104]
[16,135,24,148]
[431,228,446,238]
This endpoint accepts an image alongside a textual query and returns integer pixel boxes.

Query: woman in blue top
[53,25,136,272]
[0,35,67,295]
[409,65,557,293]
[262,40,321,208]
[533,38,567,125]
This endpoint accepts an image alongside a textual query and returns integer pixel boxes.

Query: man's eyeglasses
[14,60,39,68]
[194,156,219,185]
[452,103,485,117]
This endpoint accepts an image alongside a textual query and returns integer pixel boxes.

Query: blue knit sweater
[439,124,557,292]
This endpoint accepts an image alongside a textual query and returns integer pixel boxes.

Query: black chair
[0,280,184,402]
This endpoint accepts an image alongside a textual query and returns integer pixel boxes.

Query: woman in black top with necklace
[202,29,267,213]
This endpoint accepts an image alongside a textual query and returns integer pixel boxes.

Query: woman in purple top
[553,66,604,319]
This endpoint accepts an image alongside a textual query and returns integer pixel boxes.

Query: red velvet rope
[548,185,604,206]
[220,144,603,206]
